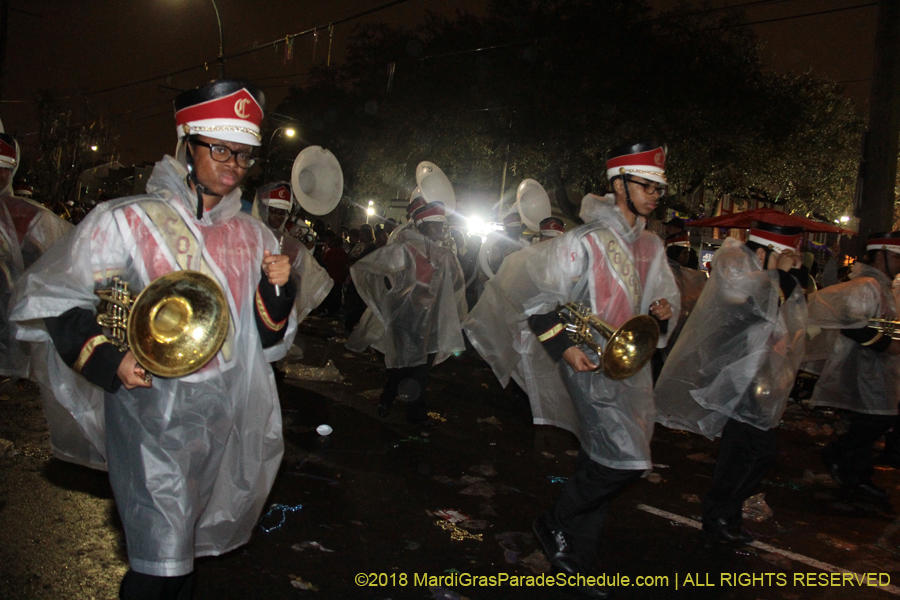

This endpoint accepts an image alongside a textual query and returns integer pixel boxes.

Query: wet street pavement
[2,315,900,599]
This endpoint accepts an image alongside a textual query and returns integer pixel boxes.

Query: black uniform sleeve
[255,268,297,348]
[841,326,893,353]
[776,270,799,305]
[44,307,124,393]
[528,311,573,363]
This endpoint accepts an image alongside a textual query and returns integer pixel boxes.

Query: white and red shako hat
[606,141,667,186]
[407,195,427,217]
[540,216,565,237]
[413,201,446,224]
[748,221,803,253]
[259,182,293,211]
[0,132,18,169]
[174,79,265,147]
[503,211,522,227]
[866,231,900,255]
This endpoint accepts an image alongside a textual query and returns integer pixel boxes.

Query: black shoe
[377,404,391,418]
[702,518,752,544]
[854,480,889,500]
[532,513,583,576]
[575,584,612,599]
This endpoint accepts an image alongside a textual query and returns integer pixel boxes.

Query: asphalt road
[2,315,899,600]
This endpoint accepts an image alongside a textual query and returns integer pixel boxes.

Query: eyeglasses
[190,139,257,169]
[624,175,667,197]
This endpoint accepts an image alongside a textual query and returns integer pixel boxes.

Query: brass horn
[96,271,230,378]
[557,302,659,379]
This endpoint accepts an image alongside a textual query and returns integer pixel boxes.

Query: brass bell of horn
[291,145,344,216]
[557,303,659,379]
[516,178,552,233]
[126,271,230,378]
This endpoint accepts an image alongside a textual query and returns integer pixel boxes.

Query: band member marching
[465,141,678,598]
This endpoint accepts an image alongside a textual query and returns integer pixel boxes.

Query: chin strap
[618,169,639,219]
[184,139,222,221]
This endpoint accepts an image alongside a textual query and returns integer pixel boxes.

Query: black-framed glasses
[624,175,667,197]
[190,139,257,169]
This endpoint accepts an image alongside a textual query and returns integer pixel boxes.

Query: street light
[265,126,298,182]
[366,200,375,224]
[208,0,225,79]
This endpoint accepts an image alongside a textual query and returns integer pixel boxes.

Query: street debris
[404,540,421,550]
[434,519,483,541]
[742,493,773,522]
[428,412,447,422]
[0,438,14,456]
[762,479,804,491]
[686,452,717,464]
[566,450,579,457]
[459,476,496,498]
[283,360,344,382]
[547,476,568,484]
[816,533,858,551]
[541,452,556,459]
[259,503,304,533]
[432,509,471,523]
[430,586,469,600]
[469,464,497,477]
[477,416,502,428]
[646,473,663,484]
[291,541,334,553]
[802,469,836,485]
[682,493,701,504]
[759,551,793,569]
[360,389,382,399]
[496,531,550,574]
[288,575,319,591]
[652,463,670,469]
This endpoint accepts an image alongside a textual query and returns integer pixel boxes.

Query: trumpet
[557,302,660,380]
[868,318,900,340]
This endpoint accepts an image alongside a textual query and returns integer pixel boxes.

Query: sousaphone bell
[291,145,344,215]
[516,178,552,233]
[96,271,230,378]
[557,302,659,379]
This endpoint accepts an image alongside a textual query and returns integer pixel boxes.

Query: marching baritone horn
[556,302,660,379]
[96,271,230,379]
[868,318,900,340]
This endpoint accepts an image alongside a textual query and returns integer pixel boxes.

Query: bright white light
[840,215,850,223]
[468,216,485,236]
[192,327,205,340]
[90,145,98,152]
[285,128,296,137]
[368,200,374,206]
[366,207,375,216]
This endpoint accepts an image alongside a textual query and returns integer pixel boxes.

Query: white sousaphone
[291,145,344,215]
[415,161,456,214]
[515,178,552,233]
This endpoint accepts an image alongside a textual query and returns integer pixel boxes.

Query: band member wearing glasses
[465,141,678,599]
[0,131,72,380]
[804,231,900,500]
[655,222,808,544]
[12,79,329,600]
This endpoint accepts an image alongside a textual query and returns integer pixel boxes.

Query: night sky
[1,0,879,167]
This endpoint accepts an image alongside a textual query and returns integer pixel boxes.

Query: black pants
[545,449,643,569]
[824,411,895,484]
[120,570,194,600]
[703,418,776,525]
[380,354,435,424]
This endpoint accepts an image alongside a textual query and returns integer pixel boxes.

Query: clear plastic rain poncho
[464,194,679,470]
[804,262,900,414]
[655,237,808,438]
[11,156,322,577]
[346,228,467,368]
[0,194,72,377]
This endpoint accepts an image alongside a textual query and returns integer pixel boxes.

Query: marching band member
[806,231,900,499]
[347,201,467,425]
[655,222,807,543]
[538,216,565,242]
[465,141,678,598]
[11,79,328,600]
[0,132,72,379]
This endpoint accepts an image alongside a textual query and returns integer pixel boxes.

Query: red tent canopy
[686,208,855,235]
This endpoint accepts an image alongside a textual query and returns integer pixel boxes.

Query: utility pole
[856,0,900,246]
